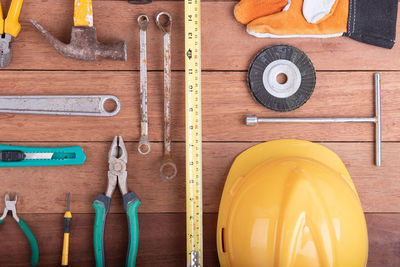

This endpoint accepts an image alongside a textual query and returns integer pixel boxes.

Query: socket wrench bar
[247,117,377,123]
[247,73,382,166]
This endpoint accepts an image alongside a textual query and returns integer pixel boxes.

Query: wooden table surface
[0,0,399,266]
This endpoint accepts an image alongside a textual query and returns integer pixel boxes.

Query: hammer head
[30,19,127,62]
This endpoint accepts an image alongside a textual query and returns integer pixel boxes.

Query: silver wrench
[138,15,151,155]
[0,95,121,116]
[156,12,177,180]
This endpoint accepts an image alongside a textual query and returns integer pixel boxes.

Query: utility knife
[0,144,86,167]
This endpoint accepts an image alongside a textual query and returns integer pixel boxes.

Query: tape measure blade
[185,0,203,265]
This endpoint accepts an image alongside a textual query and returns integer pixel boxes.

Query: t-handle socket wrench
[138,15,151,155]
[247,73,382,167]
[157,12,177,180]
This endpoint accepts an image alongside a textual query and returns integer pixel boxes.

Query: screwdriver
[61,193,72,267]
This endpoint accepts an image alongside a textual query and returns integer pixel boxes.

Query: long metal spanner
[0,95,121,116]
[156,12,177,180]
[138,15,151,155]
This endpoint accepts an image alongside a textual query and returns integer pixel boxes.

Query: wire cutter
[0,193,39,266]
[0,0,23,67]
[93,136,141,267]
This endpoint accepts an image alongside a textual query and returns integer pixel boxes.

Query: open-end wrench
[156,12,177,180]
[137,15,151,155]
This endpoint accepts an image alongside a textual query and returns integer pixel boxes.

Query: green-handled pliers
[0,193,39,266]
[93,136,141,267]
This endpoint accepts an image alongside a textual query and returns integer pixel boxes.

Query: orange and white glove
[234,0,398,49]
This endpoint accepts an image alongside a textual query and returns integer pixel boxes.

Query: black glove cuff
[345,0,398,49]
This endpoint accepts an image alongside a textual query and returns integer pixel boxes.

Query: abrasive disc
[248,45,316,112]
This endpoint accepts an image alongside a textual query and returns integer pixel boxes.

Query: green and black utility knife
[0,144,86,167]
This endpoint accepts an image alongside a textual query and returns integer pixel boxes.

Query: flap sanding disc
[248,45,316,112]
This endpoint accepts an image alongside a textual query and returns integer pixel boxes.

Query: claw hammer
[30,0,126,61]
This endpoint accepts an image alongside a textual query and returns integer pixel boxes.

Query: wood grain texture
[3,1,399,71]
[0,71,398,142]
[0,0,397,265]
[0,141,397,214]
[0,213,397,267]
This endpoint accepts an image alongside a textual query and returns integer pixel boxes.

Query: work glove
[234,0,398,49]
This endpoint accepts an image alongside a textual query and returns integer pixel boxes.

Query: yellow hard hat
[217,140,368,267]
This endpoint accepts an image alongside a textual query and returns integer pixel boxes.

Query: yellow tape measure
[185,0,202,264]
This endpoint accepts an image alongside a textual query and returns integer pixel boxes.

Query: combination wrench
[156,12,177,180]
[138,15,151,155]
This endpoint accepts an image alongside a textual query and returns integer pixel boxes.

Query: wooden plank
[0,71,398,142]
[5,1,399,71]
[0,0,397,266]
[0,213,397,266]
[0,141,398,213]
[367,213,400,267]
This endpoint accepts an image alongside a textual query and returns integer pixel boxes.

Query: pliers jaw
[108,136,128,164]
[0,193,19,222]
[0,34,12,68]
[106,136,129,197]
